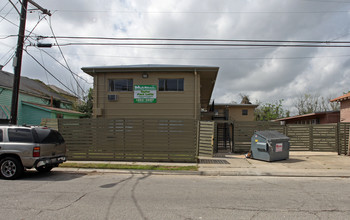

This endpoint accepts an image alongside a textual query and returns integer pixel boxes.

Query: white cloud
[1,0,350,113]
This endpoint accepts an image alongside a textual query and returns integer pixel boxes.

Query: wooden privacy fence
[198,121,215,157]
[233,121,350,154]
[58,118,198,162]
[233,121,284,152]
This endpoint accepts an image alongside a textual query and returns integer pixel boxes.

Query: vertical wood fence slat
[198,121,215,157]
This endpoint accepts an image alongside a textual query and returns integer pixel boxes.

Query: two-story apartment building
[81,64,219,120]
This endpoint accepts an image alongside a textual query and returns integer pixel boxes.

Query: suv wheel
[35,166,53,173]
[0,157,24,180]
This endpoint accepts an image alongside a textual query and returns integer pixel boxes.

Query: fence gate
[198,121,215,157]
[215,121,233,153]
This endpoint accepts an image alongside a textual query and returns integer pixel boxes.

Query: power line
[2,53,15,67]
[36,47,92,84]
[0,14,40,36]
[46,16,85,96]
[7,0,20,15]
[27,46,350,61]
[51,9,350,14]
[0,0,18,25]
[0,14,18,26]
[1,12,47,67]
[50,42,350,48]
[39,49,49,85]
[0,46,15,62]
[0,2,10,14]
[24,49,80,98]
[36,36,350,44]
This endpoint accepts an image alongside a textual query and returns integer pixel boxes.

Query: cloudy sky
[1,0,350,115]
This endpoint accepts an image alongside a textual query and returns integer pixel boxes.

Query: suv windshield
[33,128,65,144]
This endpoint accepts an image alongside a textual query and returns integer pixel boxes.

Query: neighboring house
[330,92,350,122]
[210,103,258,121]
[276,111,340,125]
[81,64,219,120]
[48,85,81,104]
[0,70,85,125]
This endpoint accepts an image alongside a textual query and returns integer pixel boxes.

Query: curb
[55,168,201,176]
[54,168,350,178]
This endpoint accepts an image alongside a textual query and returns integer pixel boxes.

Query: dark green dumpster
[251,130,290,162]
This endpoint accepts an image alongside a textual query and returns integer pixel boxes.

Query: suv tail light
[33,147,40,157]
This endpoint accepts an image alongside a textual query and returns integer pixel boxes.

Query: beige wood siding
[92,71,201,119]
[228,106,256,121]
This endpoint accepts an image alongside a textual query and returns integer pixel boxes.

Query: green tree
[255,100,288,121]
[294,93,339,115]
[75,88,93,118]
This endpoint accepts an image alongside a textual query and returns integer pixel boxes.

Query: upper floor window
[242,109,248,116]
[109,79,133,91]
[159,78,184,91]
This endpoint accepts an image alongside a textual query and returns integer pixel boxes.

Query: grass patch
[60,163,198,171]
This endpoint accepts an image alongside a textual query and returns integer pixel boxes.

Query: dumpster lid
[255,130,289,141]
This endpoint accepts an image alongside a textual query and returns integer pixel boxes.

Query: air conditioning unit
[107,94,118,101]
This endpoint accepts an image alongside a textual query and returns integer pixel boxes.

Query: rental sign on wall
[134,85,157,103]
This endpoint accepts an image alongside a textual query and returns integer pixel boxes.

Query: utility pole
[9,0,51,125]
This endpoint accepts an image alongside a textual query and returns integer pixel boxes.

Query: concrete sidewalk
[55,152,350,177]
[198,152,350,177]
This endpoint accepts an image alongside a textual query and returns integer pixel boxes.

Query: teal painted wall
[22,104,51,125]
[0,88,77,125]
[0,88,50,124]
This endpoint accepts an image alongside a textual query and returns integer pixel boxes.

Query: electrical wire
[39,49,49,85]
[36,36,350,44]
[24,49,81,98]
[51,9,350,14]
[0,1,18,25]
[1,10,48,68]
[0,46,15,62]
[7,0,20,15]
[46,16,86,96]
[0,2,10,14]
[2,53,15,67]
[37,47,92,84]
[0,14,18,26]
[52,42,350,48]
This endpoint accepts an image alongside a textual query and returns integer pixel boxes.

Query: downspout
[194,69,198,120]
[93,69,98,118]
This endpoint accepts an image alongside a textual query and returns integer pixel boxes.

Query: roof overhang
[22,101,85,116]
[330,92,350,102]
[81,64,219,110]
[276,111,340,121]
[214,103,259,108]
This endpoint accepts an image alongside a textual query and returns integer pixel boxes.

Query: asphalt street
[1,171,350,220]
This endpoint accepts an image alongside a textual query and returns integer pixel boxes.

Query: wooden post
[348,125,350,156]
[309,125,314,151]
